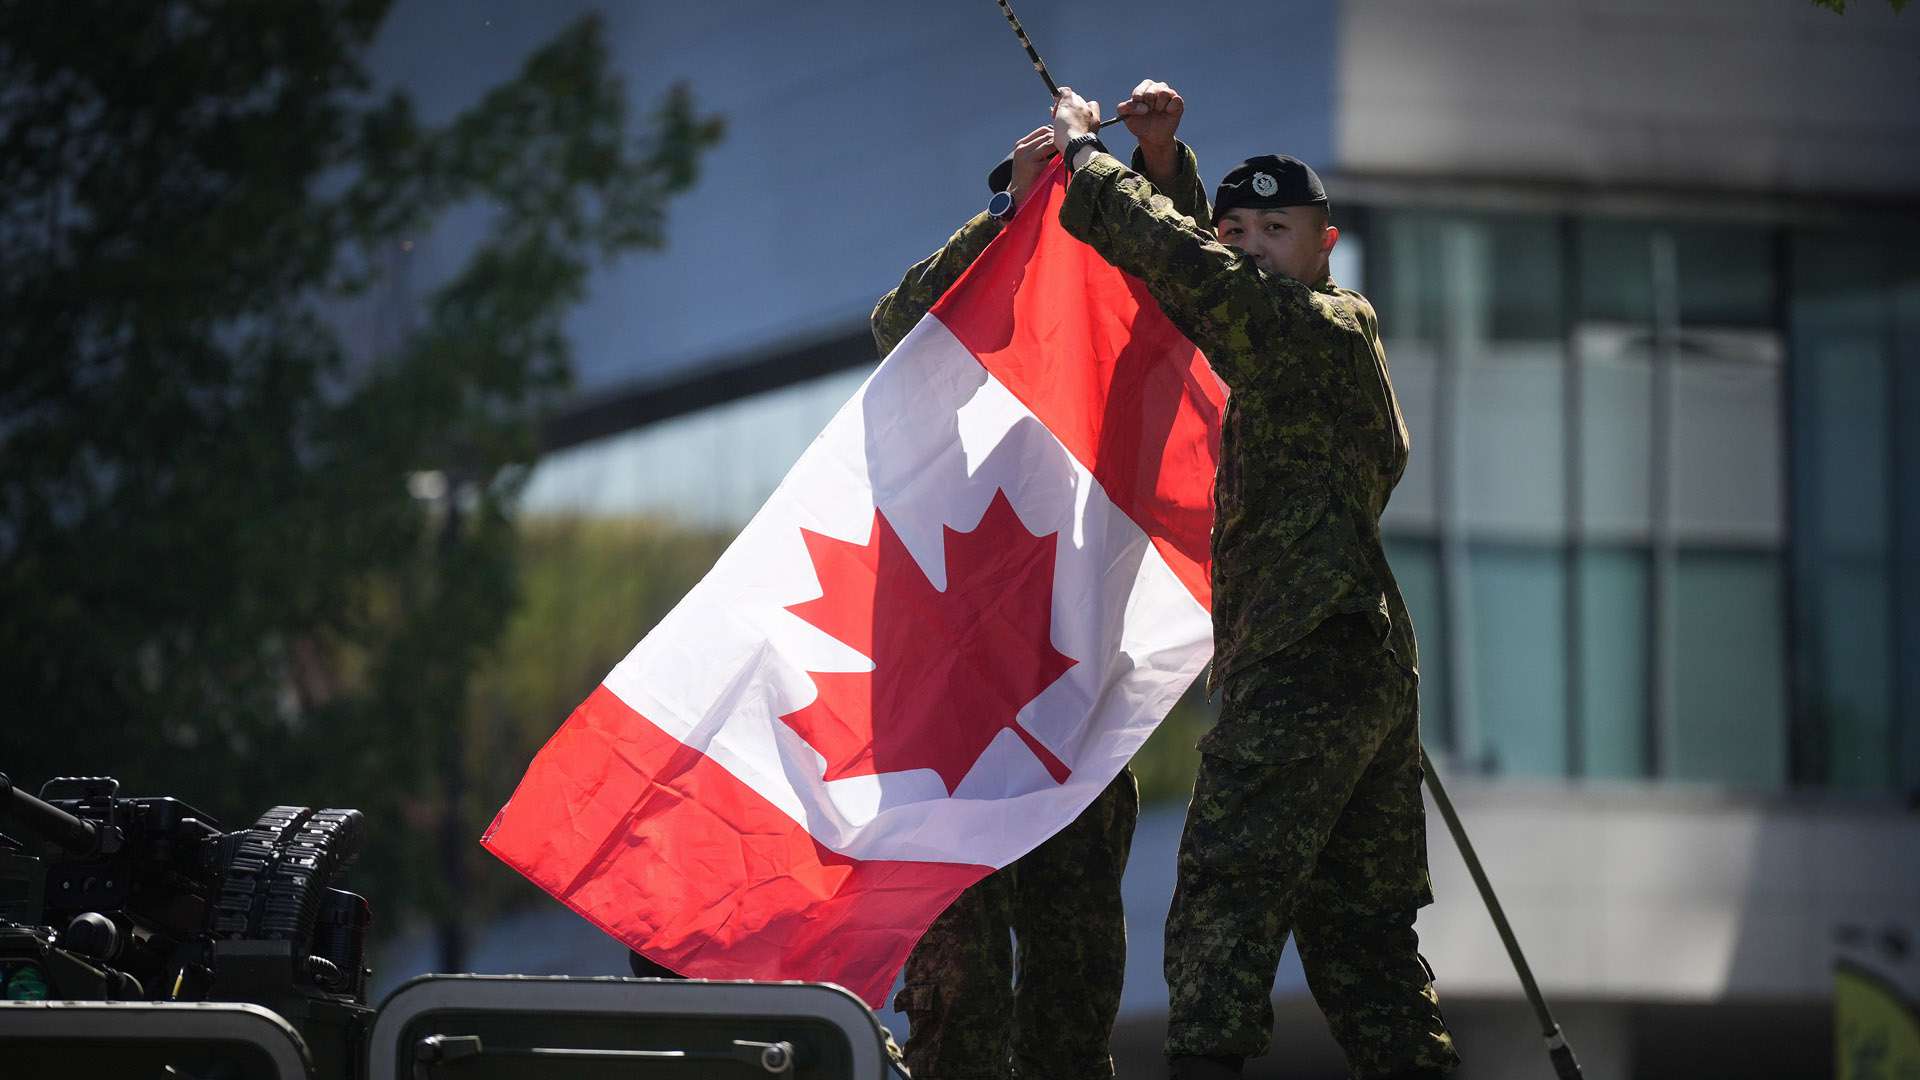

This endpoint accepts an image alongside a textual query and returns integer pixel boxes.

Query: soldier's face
[1215,207,1337,285]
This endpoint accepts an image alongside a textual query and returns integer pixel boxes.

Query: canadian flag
[482,162,1224,1008]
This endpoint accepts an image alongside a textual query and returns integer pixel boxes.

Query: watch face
[988,190,1016,220]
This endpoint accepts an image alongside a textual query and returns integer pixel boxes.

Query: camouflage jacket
[1059,153,1418,690]
[871,142,1212,356]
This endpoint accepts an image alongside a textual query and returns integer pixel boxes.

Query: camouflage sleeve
[1129,139,1212,230]
[870,211,1003,356]
[1058,153,1297,388]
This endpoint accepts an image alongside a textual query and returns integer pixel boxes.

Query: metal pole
[994,0,1060,95]
[989,0,1123,128]
[1422,747,1585,1079]
[437,476,468,975]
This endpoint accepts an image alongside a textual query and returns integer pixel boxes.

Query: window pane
[1487,216,1564,342]
[1577,547,1647,779]
[1470,544,1567,775]
[1579,220,1775,327]
[1576,325,1653,542]
[1374,210,1564,342]
[1469,217,1566,542]
[1804,336,1890,554]
[1797,332,1891,785]
[1672,331,1785,545]
[1576,325,1784,547]
[1466,340,1564,541]
[1329,228,1365,294]
[1373,210,1566,539]
[1372,210,1442,345]
[1898,268,1920,793]
[1790,232,1897,792]
[1671,552,1788,788]
[1810,566,1894,790]
[1578,220,1655,324]
[1446,215,1567,540]
[1381,336,1440,534]
[1673,225,1776,327]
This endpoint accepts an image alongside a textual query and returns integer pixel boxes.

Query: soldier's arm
[1129,139,1211,231]
[870,213,1004,357]
[1058,153,1287,388]
[1117,80,1211,229]
[872,126,1060,356]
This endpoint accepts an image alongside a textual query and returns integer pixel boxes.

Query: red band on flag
[931,165,1223,610]
[482,685,990,1007]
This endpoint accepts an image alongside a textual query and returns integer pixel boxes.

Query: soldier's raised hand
[1117,79,1183,153]
[1050,87,1101,154]
[1007,126,1057,207]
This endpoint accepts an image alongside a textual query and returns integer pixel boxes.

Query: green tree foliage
[0,0,722,931]
[466,514,731,877]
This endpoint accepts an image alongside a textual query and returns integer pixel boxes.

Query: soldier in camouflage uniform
[1051,85,1460,1080]
[870,97,1210,1080]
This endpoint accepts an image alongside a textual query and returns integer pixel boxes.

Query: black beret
[988,153,1015,195]
[1212,155,1327,223]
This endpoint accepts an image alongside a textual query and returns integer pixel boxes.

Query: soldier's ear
[1322,224,1340,255]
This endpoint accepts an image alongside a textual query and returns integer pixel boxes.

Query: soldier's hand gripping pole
[992,0,1123,129]
[1420,748,1585,1080]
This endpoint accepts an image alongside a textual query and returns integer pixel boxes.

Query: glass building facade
[1355,205,1915,793]
[523,199,1920,799]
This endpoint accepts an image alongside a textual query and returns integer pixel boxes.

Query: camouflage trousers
[895,768,1139,1080]
[1165,614,1459,1077]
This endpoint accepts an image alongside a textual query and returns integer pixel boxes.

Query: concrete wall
[1412,773,1920,1002]
[1110,779,1915,1078]
[1337,0,1920,195]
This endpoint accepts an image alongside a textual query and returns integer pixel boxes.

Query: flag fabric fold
[482,162,1225,1007]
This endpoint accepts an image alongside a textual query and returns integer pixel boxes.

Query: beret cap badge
[1212,154,1330,224]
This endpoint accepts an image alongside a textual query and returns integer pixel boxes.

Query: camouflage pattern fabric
[894,769,1139,1080]
[1130,140,1214,238]
[1059,153,1456,1074]
[1058,152,1419,695]
[1164,614,1457,1075]
[871,210,1004,357]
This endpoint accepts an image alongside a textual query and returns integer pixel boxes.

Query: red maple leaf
[781,490,1077,794]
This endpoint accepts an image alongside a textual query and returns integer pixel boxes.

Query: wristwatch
[1064,132,1108,172]
[987,189,1016,221]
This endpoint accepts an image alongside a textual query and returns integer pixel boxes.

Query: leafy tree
[467,515,730,834]
[0,0,722,943]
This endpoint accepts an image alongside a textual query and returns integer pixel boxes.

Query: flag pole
[991,0,1123,129]
[1421,747,1585,1079]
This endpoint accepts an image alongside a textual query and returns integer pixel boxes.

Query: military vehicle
[0,773,899,1079]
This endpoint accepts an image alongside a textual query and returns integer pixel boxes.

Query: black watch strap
[1065,132,1108,172]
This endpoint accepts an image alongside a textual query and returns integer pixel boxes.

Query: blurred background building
[364,2,1920,1077]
